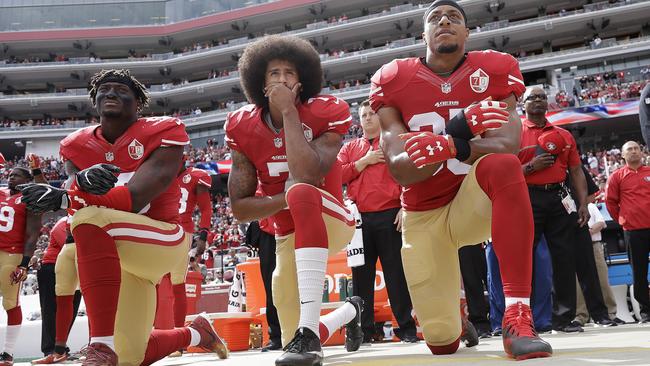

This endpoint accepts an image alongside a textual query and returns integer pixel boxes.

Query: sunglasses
[525,94,547,101]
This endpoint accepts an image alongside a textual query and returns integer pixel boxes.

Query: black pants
[352,207,416,339]
[573,217,609,321]
[459,244,490,332]
[37,264,82,356]
[624,229,650,315]
[258,230,281,343]
[529,187,579,328]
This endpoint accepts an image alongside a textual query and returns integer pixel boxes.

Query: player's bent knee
[285,183,321,207]
[421,319,460,346]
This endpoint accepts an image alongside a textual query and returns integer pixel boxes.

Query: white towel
[345,200,365,268]
[227,269,245,312]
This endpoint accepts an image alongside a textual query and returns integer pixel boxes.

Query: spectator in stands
[337,99,417,344]
[518,86,590,332]
[605,141,650,323]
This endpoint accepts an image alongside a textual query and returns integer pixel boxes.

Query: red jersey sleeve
[153,117,190,148]
[369,60,399,112]
[504,55,526,99]
[338,140,361,184]
[605,171,621,222]
[195,170,212,188]
[224,105,256,152]
[309,96,352,135]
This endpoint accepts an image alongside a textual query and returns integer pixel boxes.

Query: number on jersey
[267,162,295,192]
[0,206,15,233]
[406,109,470,175]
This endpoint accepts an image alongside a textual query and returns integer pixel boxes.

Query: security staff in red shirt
[606,141,650,323]
[518,86,591,333]
[338,99,416,343]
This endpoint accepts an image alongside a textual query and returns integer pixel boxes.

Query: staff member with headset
[517,86,590,333]
[337,99,417,343]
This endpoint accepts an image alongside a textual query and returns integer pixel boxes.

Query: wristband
[446,111,474,141]
[31,168,42,176]
[19,255,31,268]
[452,138,471,162]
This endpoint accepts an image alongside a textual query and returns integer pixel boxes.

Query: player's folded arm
[228,150,286,223]
[308,131,344,181]
[376,106,441,186]
[126,145,184,212]
[465,94,522,161]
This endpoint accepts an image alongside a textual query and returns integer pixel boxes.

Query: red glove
[27,154,41,170]
[399,132,457,168]
[446,100,510,140]
[10,266,27,285]
[537,129,571,154]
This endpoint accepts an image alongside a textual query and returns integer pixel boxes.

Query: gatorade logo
[324,271,385,294]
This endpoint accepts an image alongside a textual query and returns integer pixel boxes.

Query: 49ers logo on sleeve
[470,68,490,93]
[302,123,313,142]
[128,139,144,160]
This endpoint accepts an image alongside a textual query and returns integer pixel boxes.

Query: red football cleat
[188,313,229,359]
[81,343,117,366]
[502,302,553,361]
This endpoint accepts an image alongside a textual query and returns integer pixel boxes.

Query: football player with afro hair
[237,34,323,109]
[226,35,363,366]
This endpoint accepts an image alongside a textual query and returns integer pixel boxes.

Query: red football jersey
[60,117,190,223]
[0,192,27,254]
[177,167,212,233]
[225,95,352,236]
[42,216,67,264]
[369,51,526,211]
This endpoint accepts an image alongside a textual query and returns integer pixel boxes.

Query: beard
[436,43,459,54]
[100,109,125,119]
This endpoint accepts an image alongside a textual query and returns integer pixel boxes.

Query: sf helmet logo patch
[302,123,313,142]
[546,142,557,152]
[128,139,145,160]
[470,68,490,93]
[183,174,191,184]
[644,176,650,182]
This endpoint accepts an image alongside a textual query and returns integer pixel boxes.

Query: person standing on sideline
[32,217,82,364]
[517,86,591,333]
[573,199,619,326]
[245,219,283,351]
[638,83,649,147]
[338,99,417,343]
[606,141,650,323]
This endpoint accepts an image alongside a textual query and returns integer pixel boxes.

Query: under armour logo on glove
[446,99,510,140]
[400,132,457,168]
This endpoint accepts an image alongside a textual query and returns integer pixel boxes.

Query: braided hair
[88,69,149,112]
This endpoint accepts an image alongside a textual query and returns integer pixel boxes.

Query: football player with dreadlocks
[19,69,227,366]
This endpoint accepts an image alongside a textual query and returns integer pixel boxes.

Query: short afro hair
[88,69,149,112]
[238,35,323,108]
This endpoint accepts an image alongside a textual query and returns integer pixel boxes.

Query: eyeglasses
[525,94,547,101]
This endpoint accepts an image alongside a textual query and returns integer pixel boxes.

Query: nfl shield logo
[105,152,114,162]
[441,82,452,94]
[470,68,490,93]
[128,139,144,160]
[274,137,283,148]
[302,123,313,141]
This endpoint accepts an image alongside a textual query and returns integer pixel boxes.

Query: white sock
[90,336,115,351]
[320,301,358,341]
[295,247,328,337]
[505,297,530,307]
[4,325,20,354]
[188,327,201,346]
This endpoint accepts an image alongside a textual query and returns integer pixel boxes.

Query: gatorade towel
[345,200,364,267]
